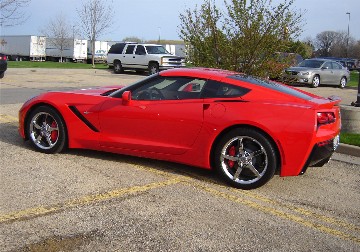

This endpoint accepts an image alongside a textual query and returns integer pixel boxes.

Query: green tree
[179,0,305,77]
[179,0,227,68]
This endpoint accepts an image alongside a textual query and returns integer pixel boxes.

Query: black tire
[114,61,123,74]
[148,62,159,75]
[311,75,320,88]
[0,71,4,79]
[27,106,67,154]
[214,128,277,189]
[339,76,347,89]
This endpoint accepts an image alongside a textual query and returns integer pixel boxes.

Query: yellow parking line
[0,177,182,223]
[189,181,360,244]
[233,187,360,233]
[135,164,360,234]
[0,114,18,123]
[133,164,360,243]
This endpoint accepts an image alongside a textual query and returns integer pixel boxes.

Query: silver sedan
[284,59,350,88]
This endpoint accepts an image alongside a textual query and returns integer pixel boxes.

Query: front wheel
[311,75,320,88]
[214,128,277,189]
[27,106,67,154]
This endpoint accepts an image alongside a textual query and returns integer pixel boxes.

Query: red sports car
[19,68,341,189]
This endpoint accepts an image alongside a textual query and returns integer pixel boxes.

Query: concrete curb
[336,143,360,157]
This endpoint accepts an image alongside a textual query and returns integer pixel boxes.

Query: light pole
[346,12,350,57]
[158,27,161,44]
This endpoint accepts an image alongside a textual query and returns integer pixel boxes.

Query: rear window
[228,75,312,100]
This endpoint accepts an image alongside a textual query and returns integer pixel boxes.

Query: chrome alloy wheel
[340,77,347,88]
[29,112,59,150]
[312,75,320,88]
[220,136,268,185]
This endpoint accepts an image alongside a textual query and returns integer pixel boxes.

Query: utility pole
[346,12,350,57]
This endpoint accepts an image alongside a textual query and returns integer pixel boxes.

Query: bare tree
[314,31,338,57]
[0,0,30,27]
[41,14,72,62]
[77,0,114,67]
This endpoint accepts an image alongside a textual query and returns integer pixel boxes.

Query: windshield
[298,60,324,68]
[145,46,170,54]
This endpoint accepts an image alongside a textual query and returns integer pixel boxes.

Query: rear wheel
[339,76,347,88]
[148,62,159,75]
[27,106,67,154]
[214,128,277,189]
[311,75,320,88]
[114,61,123,74]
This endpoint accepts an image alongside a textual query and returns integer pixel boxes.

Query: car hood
[154,54,184,59]
[63,85,125,96]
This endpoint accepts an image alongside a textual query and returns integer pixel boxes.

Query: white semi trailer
[87,40,109,63]
[46,38,88,62]
[0,35,46,61]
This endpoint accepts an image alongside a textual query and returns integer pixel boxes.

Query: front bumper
[300,135,340,174]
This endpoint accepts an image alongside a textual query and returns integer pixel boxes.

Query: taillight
[0,55,7,60]
[317,112,335,125]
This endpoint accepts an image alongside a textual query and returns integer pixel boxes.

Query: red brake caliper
[228,146,236,168]
[50,121,58,142]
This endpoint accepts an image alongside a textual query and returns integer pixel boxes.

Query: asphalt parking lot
[0,68,359,251]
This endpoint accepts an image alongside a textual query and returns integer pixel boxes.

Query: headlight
[300,72,309,76]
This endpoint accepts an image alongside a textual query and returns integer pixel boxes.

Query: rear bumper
[300,135,339,174]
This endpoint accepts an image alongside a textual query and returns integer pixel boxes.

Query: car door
[331,62,344,84]
[98,76,206,155]
[320,61,334,84]
[122,44,136,68]
[132,45,147,70]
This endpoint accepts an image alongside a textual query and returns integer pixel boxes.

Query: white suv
[107,43,185,75]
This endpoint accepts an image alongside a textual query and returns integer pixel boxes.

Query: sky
[1,0,359,41]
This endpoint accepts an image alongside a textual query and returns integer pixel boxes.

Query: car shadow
[67,148,222,186]
[0,122,225,188]
[105,68,149,76]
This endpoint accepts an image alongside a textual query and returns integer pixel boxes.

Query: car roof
[304,58,341,63]
[160,67,238,79]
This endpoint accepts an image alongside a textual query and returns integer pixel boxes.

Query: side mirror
[122,91,132,105]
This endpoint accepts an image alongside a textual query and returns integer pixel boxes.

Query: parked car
[18,68,341,189]
[318,57,358,71]
[284,58,350,88]
[0,53,8,78]
[107,42,185,75]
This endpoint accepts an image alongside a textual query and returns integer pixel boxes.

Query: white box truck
[46,38,88,62]
[0,35,46,61]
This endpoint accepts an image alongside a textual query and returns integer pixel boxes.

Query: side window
[323,62,332,69]
[135,45,146,55]
[131,76,206,100]
[125,45,136,54]
[202,80,250,98]
[332,62,342,70]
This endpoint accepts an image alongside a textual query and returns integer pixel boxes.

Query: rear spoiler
[327,95,341,102]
